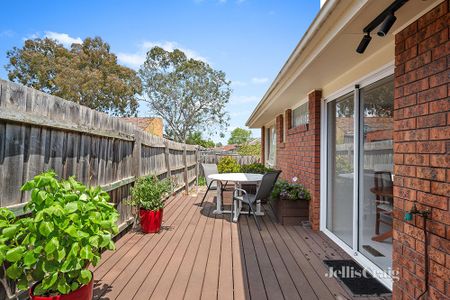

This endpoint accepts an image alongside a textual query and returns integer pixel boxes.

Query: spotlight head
[377,13,397,37]
[356,33,372,54]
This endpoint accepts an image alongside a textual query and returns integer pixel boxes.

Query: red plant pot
[30,272,93,300]
[140,208,163,233]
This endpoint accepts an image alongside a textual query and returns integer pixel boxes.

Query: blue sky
[0,0,319,144]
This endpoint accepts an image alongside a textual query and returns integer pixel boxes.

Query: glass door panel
[358,76,394,271]
[326,93,354,246]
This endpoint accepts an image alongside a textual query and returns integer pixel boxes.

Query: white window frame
[265,121,276,167]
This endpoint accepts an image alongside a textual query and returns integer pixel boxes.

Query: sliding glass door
[325,74,394,278]
[326,93,354,247]
[358,77,394,271]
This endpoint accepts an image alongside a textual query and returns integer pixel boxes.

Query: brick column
[285,109,292,131]
[276,114,284,144]
[392,2,449,299]
[308,90,322,230]
[261,126,265,164]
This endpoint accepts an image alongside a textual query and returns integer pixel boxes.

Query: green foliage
[217,156,241,173]
[271,179,311,201]
[0,171,119,296]
[228,128,252,145]
[240,163,274,174]
[139,46,231,142]
[237,143,261,156]
[197,176,206,186]
[129,176,172,211]
[186,132,215,148]
[335,155,353,174]
[6,37,141,116]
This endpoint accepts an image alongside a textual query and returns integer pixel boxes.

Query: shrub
[240,163,274,174]
[237,143,261,156]
[0,171,119,296]
[129,176,172,211]
[271,178,311,201]
[217,156,241,173]
[197,176,206,186]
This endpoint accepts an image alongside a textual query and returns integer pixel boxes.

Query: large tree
[139,47,231,142]
[228,127,252,145]
[6,37,141,116]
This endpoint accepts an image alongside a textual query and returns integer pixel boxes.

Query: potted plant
[271,177,311,225]
[129,176,172,234]
[0,171,119,300]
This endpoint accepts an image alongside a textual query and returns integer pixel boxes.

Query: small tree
[228,127,252,145]
[237,143,261,156]
[186,132,215,148]
[139,47,231,142]
[6,37,141,116]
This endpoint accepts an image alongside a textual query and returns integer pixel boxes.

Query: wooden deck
[92,189,391,300]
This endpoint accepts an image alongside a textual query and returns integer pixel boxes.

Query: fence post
[164,140,171,180]
[132,133,142,179]
[183,145,189,194]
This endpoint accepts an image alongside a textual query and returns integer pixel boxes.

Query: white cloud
[251,77,268,84]
[232,95,259,104]
[231,80,247,87]
[0,30,14,38]
[44,31,82,47]
[117,41,209,69]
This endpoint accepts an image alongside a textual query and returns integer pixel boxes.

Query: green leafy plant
[237,143,261,156]
[271,178,311,201]
[0,171,119,296]
[129,176,172,211]
[217,156,241,173]
[197,176,206,186]
[240,163,274,174]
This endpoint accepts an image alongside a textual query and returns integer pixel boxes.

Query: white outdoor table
[208,173,264,222]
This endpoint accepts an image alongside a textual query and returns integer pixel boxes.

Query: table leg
[213,181,223,214]
[255,200,264,216]
[233,197,239,222]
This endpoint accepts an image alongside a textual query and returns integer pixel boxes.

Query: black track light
[356,33,372,54]
[377,12,397,36]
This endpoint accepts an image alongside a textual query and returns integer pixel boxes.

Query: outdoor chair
[200,163,233,206]
[232,170,281,230]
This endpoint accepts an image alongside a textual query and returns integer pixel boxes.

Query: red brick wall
[392,2,449,299]
[275,90,321,230]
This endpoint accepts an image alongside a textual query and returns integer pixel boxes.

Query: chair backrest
[254,171,281,203]
[202,164,219,187]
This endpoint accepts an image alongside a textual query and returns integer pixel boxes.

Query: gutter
[246,0,341,127]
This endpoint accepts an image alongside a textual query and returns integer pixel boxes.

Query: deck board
[94,190,392,300]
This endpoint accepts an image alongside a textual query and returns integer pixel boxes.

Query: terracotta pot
[140,208,163,233]
[30,272,93,300]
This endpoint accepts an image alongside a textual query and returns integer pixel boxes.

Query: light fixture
[356,33,372,54]
[377,12,397,36]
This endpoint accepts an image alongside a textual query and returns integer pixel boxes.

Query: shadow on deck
[91,188,391,300]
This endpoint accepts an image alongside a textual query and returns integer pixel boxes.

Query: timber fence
[0,79,199,233]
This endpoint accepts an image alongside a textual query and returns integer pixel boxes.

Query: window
[292,102,309,127]
[266,126,276,166]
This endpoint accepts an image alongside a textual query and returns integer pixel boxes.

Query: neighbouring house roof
[246,0,439,128]
[121,117,164,137]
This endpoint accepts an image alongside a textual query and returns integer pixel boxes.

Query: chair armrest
[233,188,248,197]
